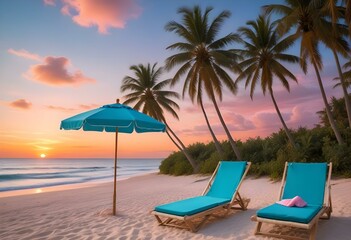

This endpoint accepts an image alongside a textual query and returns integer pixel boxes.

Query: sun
[40,153,46,158]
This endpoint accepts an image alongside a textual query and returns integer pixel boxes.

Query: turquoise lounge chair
[151,161,251,232]
[251,162,332,240]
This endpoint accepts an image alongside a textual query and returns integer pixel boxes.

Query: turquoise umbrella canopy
[60,103,166,133]
[60,101,165,215]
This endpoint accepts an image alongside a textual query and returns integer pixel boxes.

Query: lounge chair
[151,161,251,232]
[251,162,332,240]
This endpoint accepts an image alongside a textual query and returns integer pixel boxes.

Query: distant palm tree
[343,0,351,36]
[315,0,351,128]
[164,5,242,159]
[121,63,198,171]
[236,15,299,148]
[264,0,344,144]
[333,58,351,92]
[342,58,351,88]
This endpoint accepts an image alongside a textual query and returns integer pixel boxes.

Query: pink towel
[277,196,307,207]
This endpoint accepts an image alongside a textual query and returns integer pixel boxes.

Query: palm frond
[171,61,192,87]
[207,9,231,43]
[208,33,240,49]
[165,52,192,71]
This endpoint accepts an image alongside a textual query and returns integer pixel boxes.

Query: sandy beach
[0,173,350,240]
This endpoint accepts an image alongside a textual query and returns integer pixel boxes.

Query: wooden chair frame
[151,162,251,232]
[251,162,332,240]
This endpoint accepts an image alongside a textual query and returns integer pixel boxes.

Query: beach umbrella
[60,99,165,215]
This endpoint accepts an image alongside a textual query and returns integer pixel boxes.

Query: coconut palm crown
[121,63,199,171]
[164,6,241,102]
[235,15,300,147]
[121,63,179,123]
[164,5,243,159]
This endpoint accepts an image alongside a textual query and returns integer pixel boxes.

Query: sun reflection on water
[35,188,43,194]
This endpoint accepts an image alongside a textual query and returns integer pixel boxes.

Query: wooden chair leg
[255,222,262,235]
[309,223,318,240]
[154,215,163,224]
[185,219,196,232]
[236,192,245,209]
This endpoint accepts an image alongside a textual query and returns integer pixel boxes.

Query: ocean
[0,158,163,192]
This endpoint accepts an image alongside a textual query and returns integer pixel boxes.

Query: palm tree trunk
[270,90,297,148]
[199,98,224,156]
[165,122,199,172]
[332,50,351,128]
[211,97,242,159]
[166,129,182,151]
[312,61,344,144]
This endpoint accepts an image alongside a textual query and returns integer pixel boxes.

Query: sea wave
[0,168,110,181]
[0,158,162,192]
[0,175,114,192]
[0,166,106,171]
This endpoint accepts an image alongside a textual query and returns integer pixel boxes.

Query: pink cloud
[9,99,32,110]
[253,111,292,129]
[58,0,142,34]
[47,103,100,111]
[43,0,56,6]
[288,106,319,128]
[179,113,255,137]
[8,49,42,62]
[26,56,95,86]
[47,105,76,112]
[230,113,255,131]
[9,49,95,87]
[78,104,100,110]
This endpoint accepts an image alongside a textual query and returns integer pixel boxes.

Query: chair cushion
[205,161,247,199]
[282,163,327,206]
[257,203,322,224]
[154,196,230,216]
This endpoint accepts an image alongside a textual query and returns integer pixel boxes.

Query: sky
[0,0,347,159]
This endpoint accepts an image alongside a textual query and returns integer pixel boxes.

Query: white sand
[0,173,350,240]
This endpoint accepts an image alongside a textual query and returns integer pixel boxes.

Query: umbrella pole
[113,127,118,215]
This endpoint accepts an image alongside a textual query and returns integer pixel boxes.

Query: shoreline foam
[0,170,159,199]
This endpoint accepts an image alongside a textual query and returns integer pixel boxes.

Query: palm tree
[342,0,351,36]
[317,96,350,129]
[235,15,299,148]
[264,0,344,144]
[164,5,242,159]
[315,0,351,128]
[120,63,198,171]
[342,58,351,88]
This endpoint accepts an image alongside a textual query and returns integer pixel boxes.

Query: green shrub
[187,142,214,163]
[159,151,184,174]
[323,138,351,176]
[240,137,265,163]
[199,152,221,174]
[173,159,193,176]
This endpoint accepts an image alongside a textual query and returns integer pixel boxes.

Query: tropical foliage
[164,5,242,159]
[235,15,299,148]
[122,2,351,179]
[263,0,347,144]
[120,63,198,171]
[160,96,351,178]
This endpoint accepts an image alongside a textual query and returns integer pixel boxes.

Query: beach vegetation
[160,96,351,179]
[263,0,346,144]
[164,5,243,159]
[120,63,199,172]
[235,15,299,148]
[319,0,351,128]
[159,2,351,179]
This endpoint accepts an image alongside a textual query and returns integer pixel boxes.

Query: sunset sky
[0,0,346,159]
